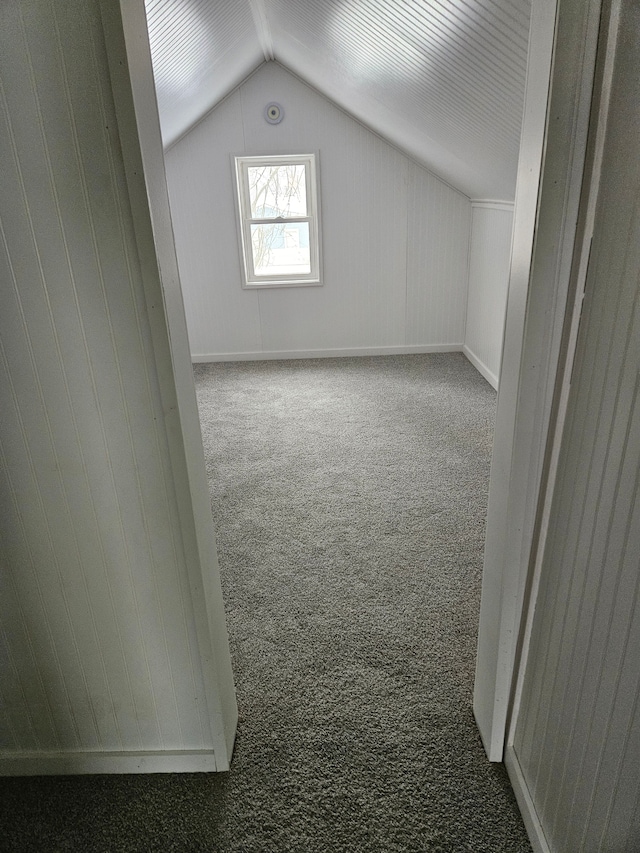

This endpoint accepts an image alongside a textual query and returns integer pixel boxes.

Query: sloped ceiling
[145,0,531,199]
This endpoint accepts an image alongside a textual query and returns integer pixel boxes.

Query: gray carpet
[0,353,531,852]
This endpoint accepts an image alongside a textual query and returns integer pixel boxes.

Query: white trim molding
[191,344,464,363]
[0,750,218,777]
[234,153,322,288]
[247,0,275,61]
[473,0,603,761]
[504,745,552,853]
[470,199,515,211]
[103,0,238,768]
[462,345,499,389]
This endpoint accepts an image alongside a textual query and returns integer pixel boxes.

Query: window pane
[248,164,307,218]
[251,222,311,276]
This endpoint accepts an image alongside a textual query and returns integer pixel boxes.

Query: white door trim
[0,750,219,777]
[99,1,238,768]
[102,0,605,772]
[474,0,604,760]
[507,0,623,752]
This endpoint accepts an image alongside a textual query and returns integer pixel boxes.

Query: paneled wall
[145,0,261,148]
[464,202,514,388]
[0,0,233,773]
[511,4,640,848]
[165,62,471,361]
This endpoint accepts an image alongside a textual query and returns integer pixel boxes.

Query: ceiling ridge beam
[248,0,275,61]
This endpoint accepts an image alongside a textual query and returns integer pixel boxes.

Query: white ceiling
[145,0,531,199]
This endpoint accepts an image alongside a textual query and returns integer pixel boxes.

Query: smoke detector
[264,103,284,124]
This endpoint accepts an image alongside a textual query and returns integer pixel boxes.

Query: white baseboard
[191,344,464,363]
[504,744,552,853]
[0,749,218,776]
[462,345,499,389]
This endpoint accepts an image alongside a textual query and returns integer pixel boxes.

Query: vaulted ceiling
[144,0,531,199]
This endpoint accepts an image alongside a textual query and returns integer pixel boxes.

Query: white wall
[464,202,514,389]
[0,0,235,774]
[165,62,471,361]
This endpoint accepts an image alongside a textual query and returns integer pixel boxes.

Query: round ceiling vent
[264,102,284,124]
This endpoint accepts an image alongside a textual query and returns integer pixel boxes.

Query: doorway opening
[111,0,603,836]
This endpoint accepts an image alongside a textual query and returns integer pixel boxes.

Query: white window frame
[234,154,322,288]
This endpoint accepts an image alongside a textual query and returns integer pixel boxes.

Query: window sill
[242,279,323,289]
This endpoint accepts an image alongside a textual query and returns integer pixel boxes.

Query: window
[234,154,321,287]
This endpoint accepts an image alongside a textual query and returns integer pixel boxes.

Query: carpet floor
[0,353,532,852]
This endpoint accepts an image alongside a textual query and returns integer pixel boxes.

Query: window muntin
[235,154,321,287]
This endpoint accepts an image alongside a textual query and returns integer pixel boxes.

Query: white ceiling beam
[248,0,275,61]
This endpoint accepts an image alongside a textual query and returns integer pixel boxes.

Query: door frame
[100,1,238,768]
[474,0,605,760]
[106,0,606,769]
[505,1,623,847]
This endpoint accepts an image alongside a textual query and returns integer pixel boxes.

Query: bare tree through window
[248,164,307,272]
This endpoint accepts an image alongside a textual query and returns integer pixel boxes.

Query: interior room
[141,1,527,846]
[1,1,639,852]
[149,1,519,382]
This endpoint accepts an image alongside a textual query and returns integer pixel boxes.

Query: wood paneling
[464,203,514,387]
[145,0,262,147]
[165,62,471,361]
[165,90,262,357]
[407,166,471,348]
[145,0,530,198]
[512,4,640,848]
[0,0,219,765]
[269,0,530,197]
